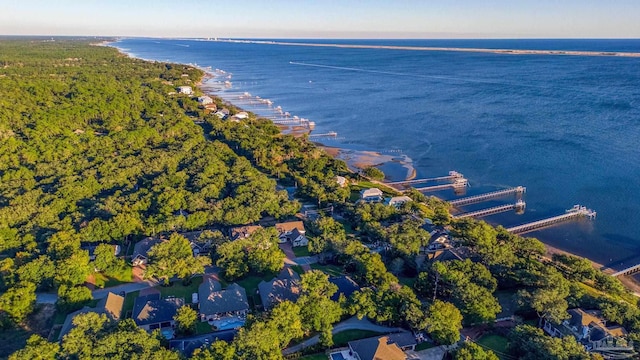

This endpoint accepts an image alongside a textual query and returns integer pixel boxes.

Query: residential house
[384,196,413,208]
[229,225,263,241]
[198,277,249,325]
[132,237,164,266]
[197,96,213,105]
[360,188,383,202]
[335,176,348,187]
[345,333,417,360]
[132,294,184,332]
[234,111,249,120]
[275,221,306,245]
[80,243,121,261]
[203,103,218,113]
[258,267,301,310]
[177,86,193,95]
[328,276,360,302]
[59,292,124,340]
[543,308,636,359]
[288,228,309,247]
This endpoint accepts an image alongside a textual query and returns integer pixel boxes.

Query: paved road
[283,316,408,355]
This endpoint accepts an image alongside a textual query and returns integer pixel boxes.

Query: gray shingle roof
[58,292,124,340]
[258,268,301,310]
[132,237,164,261]
[132,294,184,327]
[198,278,249,316]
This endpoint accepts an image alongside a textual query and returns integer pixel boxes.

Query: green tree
[57,285,93,313]
[174,305,198,334]
[9,335,59,360]
[363,166,385,181]
[454,342,499,360]
[93,243,124,274]
[247,228,285,273]
[216,239,249,280]
[425,300,463,345]
[0,281,36,323]
[192,341,236,360]
[508,324,592,360]
[298,271,342,346]
[145,233,211,284]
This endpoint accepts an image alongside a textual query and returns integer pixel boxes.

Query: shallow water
[115,38,640,271]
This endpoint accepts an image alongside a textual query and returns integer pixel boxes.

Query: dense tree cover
[424,300,463,345]
[0,39,297,322]
[215,227,285,280]
[145,233,211,284]
[508,325,596,360]
[453,342,499,360]
[363,166,385,181]
[11,312,180,360]
[93,243,126,276]
[297,270,343,346]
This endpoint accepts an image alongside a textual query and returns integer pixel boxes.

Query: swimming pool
[217,319,245,330]
[330,353,346,360]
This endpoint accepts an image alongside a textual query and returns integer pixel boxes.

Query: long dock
[308,132,337,138]
[449,186,526,207]
[387,171,463,187]
[453,201,526,219]
[505,205,596,235]
[416,178,469,192]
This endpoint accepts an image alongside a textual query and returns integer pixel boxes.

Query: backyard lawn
[310,264,344,277]
[477,334,509,358]
[92,267,133,288]
[122,290,140,318]
[158,276,203,301]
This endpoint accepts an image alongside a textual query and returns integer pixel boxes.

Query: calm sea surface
[114,38,640,271]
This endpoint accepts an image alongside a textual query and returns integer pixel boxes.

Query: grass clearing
[415,341,436,351]
[158,276,203,300]
[477,334,509,357]
[92,266,133,288]
[332,330,384,347]
[310,264,344,277]
[293,246,311,257]
[123,290,141,318]
[195,321,215,335]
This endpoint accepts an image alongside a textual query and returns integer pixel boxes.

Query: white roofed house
[335,176,348,187]
[360,188,384,203]
[177,86,193,95]
[384,196,412,208]
[197,95,213,105]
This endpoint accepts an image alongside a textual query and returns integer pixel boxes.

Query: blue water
[114,38,640,271]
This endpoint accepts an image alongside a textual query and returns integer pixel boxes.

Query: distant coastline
[213,38,640,58]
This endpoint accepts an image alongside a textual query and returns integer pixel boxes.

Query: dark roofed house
[132,237,164,266]
[346,332,416,360]
[198,277,249,325]
[275,221,306,245]
[543,308,636,359]
[58,292,124,340]
[328,276,360,302]
[132,294,184,331]
[258,267,301,310]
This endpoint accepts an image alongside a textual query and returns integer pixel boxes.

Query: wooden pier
[611,264,640,277]
[449,186,526,207]
[453,200,526,219]
[505,205,596,235]
[308,132,338,138]
[387,171,463,187]
[415,178,469,192]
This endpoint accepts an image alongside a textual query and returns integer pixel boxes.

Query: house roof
[349,333,415,360]
[360,188,383,198]
[58,292,124,340]
[567,308,629,341]
[275,221,305,235]
[258,267,301,310]
[329,276,360,301]
[198,278,249,316]
[229,225,263,240]
[132,237,164,261]
[132,294,184,326]
[384,196,412,206]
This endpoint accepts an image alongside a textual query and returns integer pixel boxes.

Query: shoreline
[215,39,640,58]
[106,40,640,295]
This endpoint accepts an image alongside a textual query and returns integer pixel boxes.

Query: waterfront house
[197,96,213,105]
[59,292,124,340]
[343,332,417,360]
[335,175,348,187]
[543,308,636,359]
[234,111,249,119]
[132,294,184,332]
[177,86,193,95]
[198,277,248,325]
[132,237,164,266]
[384,196,413,208]
[229,225,263,241]
[360,188,384,202]
[258,267,301,310]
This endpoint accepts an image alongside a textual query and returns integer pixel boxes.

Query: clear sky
[2,0,639,39]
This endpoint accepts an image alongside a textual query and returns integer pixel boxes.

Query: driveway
[283,316,408,355]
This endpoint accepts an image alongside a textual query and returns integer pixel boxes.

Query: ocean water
[114,38,640,271]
